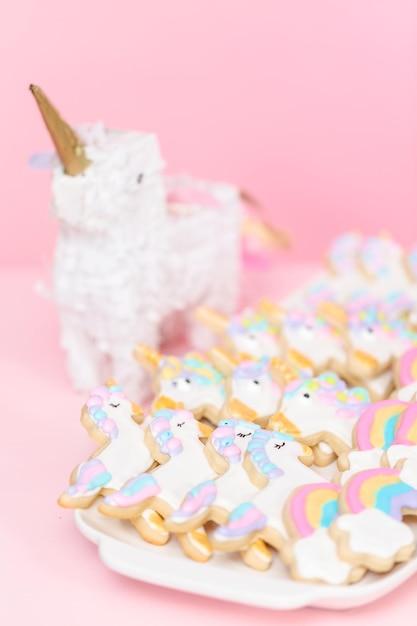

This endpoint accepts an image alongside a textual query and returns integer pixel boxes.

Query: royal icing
[347,306,417,372]
[281,310,346,371]
[341,467,417,519]
[333,467,417,566]
[339,400,408,484]
[271,372,369,455]
[102,409,217,512]
[60,385,153,503]
[335,508,415,561]
[155,353,226,414]
[226,359,282,423]
[167,419,261,527]
[213,429,320,546]
[226,309,281,359]
[285,482,354,584]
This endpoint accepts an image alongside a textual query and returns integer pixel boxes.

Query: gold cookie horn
[29,84,91,176]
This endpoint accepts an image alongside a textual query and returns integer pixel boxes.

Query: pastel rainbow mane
[398,348,417,386]
[353,400,408,450]
[228,310,276,336]
[283,310,337,336]
[160,354,224,387]
[211,419,260,464]
[149,408,194,457]
[86,384,124,439]
[247,429,294,479]
[348,307,417,344]
[232,358,270,380]
[284,372,369,419]
[342,467,417,520]
[287,482,340,538]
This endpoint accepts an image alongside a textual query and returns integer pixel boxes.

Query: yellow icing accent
[131,402,143,419]
[159,357,182,380]
[408,420,417,444]
[189,528,211,556]
[369,403,406,448]
[134,345,162,369]
[194,306,228,334]
[360,474,399,507]
[288,349,314,372]
[153,396,184,411]
[269,357,298,383]
[318,301,348,327]
[305,488,335,529]
[142,509,165,531]
[250,539,271,561]
[227,398,258,422]
[198,422,214,438]
[351,350,379,372]
[269,412,301,436]
[336,391,348,402]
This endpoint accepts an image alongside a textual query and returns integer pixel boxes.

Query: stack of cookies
[59,232,417,585]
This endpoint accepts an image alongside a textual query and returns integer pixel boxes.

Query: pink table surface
[2,264,417,625]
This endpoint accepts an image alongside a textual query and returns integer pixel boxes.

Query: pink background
[2,0,417,268]
[3,265,417,625]
[2,1,417,624]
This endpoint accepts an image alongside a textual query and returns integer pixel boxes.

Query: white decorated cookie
[331,467,417,572]
[211,429,319,555]
[59,383,150,508]
[221,358,286,425]
[321,301,417,381]
[135,346,226,422]
[166,419,261,530]
[280,309,346,373]
[99,408,216,561]
[337,400,417,486]
[268,372,370,460]
[100,409,215,517]
[281,482,365,584]
[195,306,282,360]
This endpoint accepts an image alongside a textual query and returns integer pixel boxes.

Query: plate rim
[75,509,417,610]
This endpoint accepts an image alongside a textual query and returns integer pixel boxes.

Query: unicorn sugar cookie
[211,428,320,561]
[135,346,226,422]
[99,409,216,561]
[320,301,417,383]
[165,419,274,570]
[337,400,417,492]
[331,467,417,573]
[219,357,299,426]
[281,482,365,585]
[58,383,151,508]
[279,309,346,374]
[268,372,370,463]
[195,306,282,363]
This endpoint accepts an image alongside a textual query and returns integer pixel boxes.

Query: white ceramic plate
[74,273,417,609]
[75,506,417,610]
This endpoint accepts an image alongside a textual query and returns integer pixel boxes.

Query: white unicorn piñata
[30,85,242,398]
